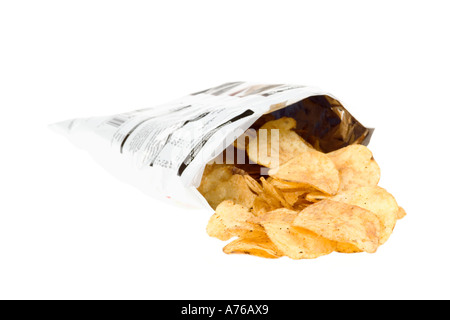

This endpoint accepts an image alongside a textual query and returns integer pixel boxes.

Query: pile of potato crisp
[198,117,406,259]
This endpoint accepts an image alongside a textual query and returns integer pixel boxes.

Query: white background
[1,1,449,300]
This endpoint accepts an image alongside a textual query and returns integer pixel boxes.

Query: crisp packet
[51,82,372,209]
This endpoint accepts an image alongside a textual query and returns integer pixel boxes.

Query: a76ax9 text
[181,304,269,317]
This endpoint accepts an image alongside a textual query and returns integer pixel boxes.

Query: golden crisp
[335,242,363,253]
[247,117,312,168]
[305,191,329,203]
[268,150,340,195]
[267,177,315,192]
[331,186,399,245]
[260,117,297,131]
[206,200,265,241]
[280,189,310,207]
[259,209,335,259]
[293,199,382,253]
[223,236,282,259]
[243,174,264,195]
[327,145,380,191]
[251,196,274,216]
[199,166,256,209]
[198,164,233,196]
[260,177,293,209]
[397,207,407,220]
